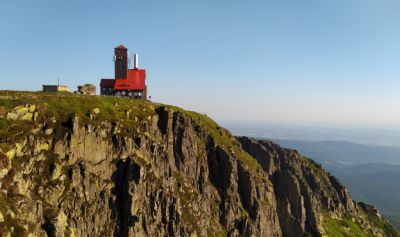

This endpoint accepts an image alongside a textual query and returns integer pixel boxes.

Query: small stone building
[76,84,96,95]
[42,85,70,92]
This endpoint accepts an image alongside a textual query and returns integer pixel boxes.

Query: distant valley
[272,139,400,166]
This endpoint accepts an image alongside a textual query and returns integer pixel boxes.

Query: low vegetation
[323,214,367,237]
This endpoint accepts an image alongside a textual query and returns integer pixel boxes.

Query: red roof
[100,79,115,87]
[115,44,127,49]
[114,69,146,91]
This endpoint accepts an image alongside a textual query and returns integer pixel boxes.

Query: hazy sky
[1,0,400,127]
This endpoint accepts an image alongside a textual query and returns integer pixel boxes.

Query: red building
[100,45,147,99]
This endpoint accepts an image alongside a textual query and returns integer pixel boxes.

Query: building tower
[114,45,128,79]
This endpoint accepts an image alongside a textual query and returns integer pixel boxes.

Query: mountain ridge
[271,138,400,228]
[0,91,397,236]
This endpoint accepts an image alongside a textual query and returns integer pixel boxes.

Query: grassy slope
[324,214,367,237]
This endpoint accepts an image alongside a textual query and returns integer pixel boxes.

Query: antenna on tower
[58,77,60,87]
[134,54,139,69]
[128,50,132,68]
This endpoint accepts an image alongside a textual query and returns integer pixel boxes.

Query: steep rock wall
[238,137,398,237]
[0,92,397,237]
[0,104,281,237]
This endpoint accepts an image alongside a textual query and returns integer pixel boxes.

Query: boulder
[6,104,37,121]
[76,84,96,95]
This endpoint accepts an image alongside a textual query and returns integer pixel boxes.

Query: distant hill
[272,139,400,166]
[273,139,400,228]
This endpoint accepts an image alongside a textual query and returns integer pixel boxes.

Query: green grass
[0,117,11,127]
[324,214,367,237]
[0,96,18,109]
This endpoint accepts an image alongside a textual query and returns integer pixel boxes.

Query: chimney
[134,54,139,69]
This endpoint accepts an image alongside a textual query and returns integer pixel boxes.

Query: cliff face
[237,138,397,237]
[0,92,398,237]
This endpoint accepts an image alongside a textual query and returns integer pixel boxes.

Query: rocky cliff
[0,91,398,237]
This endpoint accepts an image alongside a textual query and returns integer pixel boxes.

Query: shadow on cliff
[110,158,141,237]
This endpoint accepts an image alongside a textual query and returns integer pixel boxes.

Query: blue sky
[1,0,400,127]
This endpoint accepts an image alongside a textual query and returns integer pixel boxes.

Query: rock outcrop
[0,92,398,237]
[6,104,38,121]
[76,84,96,95]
